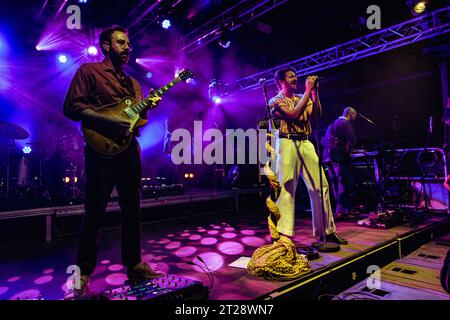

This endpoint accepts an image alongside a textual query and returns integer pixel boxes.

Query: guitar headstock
[178,69,193,82]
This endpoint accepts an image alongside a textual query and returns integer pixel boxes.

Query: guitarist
[63,26,163,299]
[323,107,357,220]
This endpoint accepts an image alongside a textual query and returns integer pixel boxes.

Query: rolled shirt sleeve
[63,65,92,121]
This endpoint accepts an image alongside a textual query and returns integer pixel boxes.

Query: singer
[323,107,358,220]
[268,67,347,245]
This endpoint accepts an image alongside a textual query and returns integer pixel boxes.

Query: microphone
[259,78,266,86]
[358,112,375,126]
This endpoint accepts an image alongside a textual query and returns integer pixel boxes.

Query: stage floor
[0,210,448,300]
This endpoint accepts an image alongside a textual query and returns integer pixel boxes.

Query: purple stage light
[22,146,32,154]
[146,72,153,79]
[58,54,68,64]
[0,34,7,54]
[212,95,222,104]
[87,46,98,56]
[162,19,171,29]
[219,40,231,49]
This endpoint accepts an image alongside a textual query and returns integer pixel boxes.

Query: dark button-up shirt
[323,117,357,163]
[63,58,143,121]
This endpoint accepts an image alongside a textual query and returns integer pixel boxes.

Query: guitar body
[81,69,193,156]
[82,97,147,156]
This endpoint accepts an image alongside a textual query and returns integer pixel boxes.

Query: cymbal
[0,122,29,140]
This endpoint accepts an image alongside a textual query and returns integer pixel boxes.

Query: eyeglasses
[114,39,133,51]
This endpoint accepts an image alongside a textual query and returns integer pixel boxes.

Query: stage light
[189,173,194,179]
[413,1,426,13]
[146,72,153,79]
[162,19,171,29]
[78,0,88,3]
[208,79,224,104]
[0,33,9,56]
[87,46,98,56]
[219,39,231,49]
[212,96,222,104]
[35,45,42,51]
[74,177,78,183]
[216,27,232,49]
[64,177,70,183]
[58,54,68,64]
[184,173,189,179]
[406,0,428,15]
[22,146,32,154]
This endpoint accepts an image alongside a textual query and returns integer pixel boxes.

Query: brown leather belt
[279,133,309,141]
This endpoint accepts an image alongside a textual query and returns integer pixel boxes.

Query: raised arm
[270,77,316,121]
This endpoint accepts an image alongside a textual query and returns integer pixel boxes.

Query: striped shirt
[269,92,313,135]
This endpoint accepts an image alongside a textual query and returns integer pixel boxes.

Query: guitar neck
[131,77,182,114]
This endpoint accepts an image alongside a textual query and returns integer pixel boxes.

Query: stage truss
[231,6,450,93]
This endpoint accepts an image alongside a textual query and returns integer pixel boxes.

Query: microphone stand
[260,79,277,212]
[310,85,340,253]
[261,80,275,133]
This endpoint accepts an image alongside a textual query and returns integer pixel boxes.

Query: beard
[110,50,129,65]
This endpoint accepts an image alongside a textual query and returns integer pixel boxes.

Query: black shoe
[321,232,348,245]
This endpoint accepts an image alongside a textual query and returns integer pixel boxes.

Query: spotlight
[208,79,224,104]
[162,19,171,29]
[35,44,42,51]
[78,0,88,3]
[216,27,232,49]
[212,96,222,104]
[413,1,426,13]
[406,0,428,15]
[74,177,78,183]
[189,173,194,179]
[58,54,68,64]
[64,177,70,183]
[146,72,153,79]
[22,146,32,154]
[87,46,98,56]
[184,173,189,179]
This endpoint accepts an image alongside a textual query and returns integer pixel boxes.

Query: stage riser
[336,241,450,300]
[398,218,450,258]
[261,219,449,300]
[335,280,448,300]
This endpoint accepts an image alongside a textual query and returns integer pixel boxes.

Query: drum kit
[0,121,84,206]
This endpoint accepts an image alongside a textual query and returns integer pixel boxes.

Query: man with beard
[63,26,163,298]
[268,68,347,245]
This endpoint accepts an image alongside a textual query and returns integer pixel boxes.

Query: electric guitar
[82,69,193,155]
